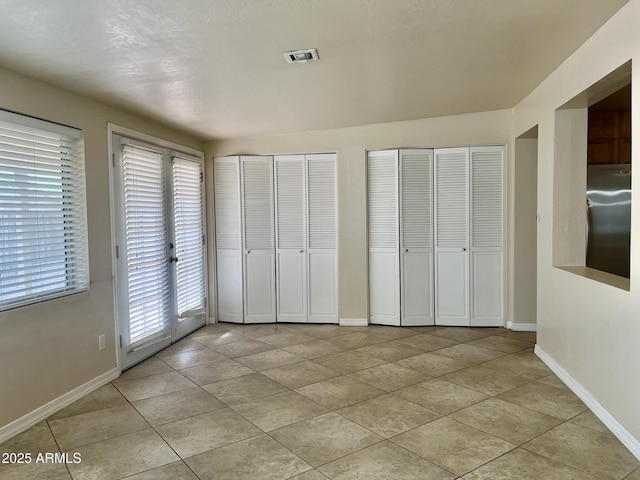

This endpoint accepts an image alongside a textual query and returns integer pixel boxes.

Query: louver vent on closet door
[368,152,398,249]
[214,160,241,250]
[275,159,305,249]
[435,151,468,248]
[242,159,274,250]
[472,150,503,248]
[401,152,432,249]
[308,157,336,249]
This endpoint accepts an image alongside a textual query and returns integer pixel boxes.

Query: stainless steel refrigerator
[586,164,631,278]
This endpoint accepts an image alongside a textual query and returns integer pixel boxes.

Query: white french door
[112,134,207,369]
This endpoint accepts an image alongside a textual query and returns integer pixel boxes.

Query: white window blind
[172,156,206,319]
[122,144,170,344]
[0,112,88,311]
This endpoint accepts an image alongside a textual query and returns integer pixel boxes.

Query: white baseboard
[535,346,640,461]
[339,318,368,327]
[208,316,216,325]
[0,367,120,444]
[506,321,537,332]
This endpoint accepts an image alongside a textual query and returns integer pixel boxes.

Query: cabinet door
[241,156,276,323]
[214,156,243,323]
[307,154,338,323]
[275,155,307,323]
[470,146,504,326]
[400,149,434,326]
[368,150,400,326]
[434,148,469,326]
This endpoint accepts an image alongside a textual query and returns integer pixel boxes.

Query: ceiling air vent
[282,48,319,64]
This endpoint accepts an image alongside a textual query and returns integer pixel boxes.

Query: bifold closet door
[274,155,307,323]
[307,154,338,323]
[470,146,504,326]
[400,149,434,326]
[214,156,243,323]
[368,150,400,326]
[434,147,469,326]
[241,156,276,323]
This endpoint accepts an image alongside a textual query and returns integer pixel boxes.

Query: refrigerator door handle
[585,198,591,254]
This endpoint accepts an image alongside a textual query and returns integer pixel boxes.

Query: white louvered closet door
[368,150,400,326]
[306,154,338,323]
[274,155,307,323]
[400,149,434,326]
[214,157,243,323]
[470,146,504,326]
[434,147,470,326]
[241,156,276,323]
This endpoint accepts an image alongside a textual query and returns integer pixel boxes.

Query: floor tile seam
[127,390,226,428]
[112,377,201,403]
[116,460,203,480]
[163,354,236,371]
[262,429,332,471]
[43,418,73,479]
[156,344,207,357]
[170,429,266,462]
[436,371,533,398]
[564,410,619,437]
[493,383,588,421]
[112,364,197,387]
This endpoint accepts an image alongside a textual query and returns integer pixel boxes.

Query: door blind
[0,116,88,311]
[435,150,468,248]
[172,156,205,319]
[122,144,170,344]
[368,151,398,249]
[401,150,432,249]
[242,158,274,250]
[471,149,503,248]
[275,157,305,249]
[307,156,336,249]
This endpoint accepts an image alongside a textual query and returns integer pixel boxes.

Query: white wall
[513,0,640,442]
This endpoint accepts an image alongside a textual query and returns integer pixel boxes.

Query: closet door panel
[472,252,503,325]
[308,253,337,323]
[216,251,243,323]
[368,150,400,326]
[436,251,468,324]
[402,252,433,326]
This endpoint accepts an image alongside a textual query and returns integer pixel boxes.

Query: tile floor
[1,323,638,480]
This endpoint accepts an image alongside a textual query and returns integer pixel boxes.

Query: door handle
[300,250,304,253]
[462,248,466,252]
[246,250,251,254]
[169,256,179,263]
[404,249,409,253]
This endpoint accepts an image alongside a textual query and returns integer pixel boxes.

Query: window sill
[555,266,630,291]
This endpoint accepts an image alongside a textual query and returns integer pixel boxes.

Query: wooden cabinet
[588,110,631,165]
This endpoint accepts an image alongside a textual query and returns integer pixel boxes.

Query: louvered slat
[214,158,241,250]
[242,158,273,250]
[435,150,468,247]
[368,151,398,249]
[471,149,503,248]
[275,157,305,249]
[401,150,432,249]
[308,156,336,249]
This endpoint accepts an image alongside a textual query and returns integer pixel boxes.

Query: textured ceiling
[0,0,629,140]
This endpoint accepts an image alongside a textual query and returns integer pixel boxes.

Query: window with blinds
[0,110,88,311]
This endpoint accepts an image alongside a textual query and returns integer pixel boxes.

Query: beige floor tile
[367,326,419,340]
[0,421,58,453]
[114,357,174,383]
[155,338,207,356]
[193,330,247,347]
[0,461,72,480]
[348,363,428,392]
[497,330,537,343]
[468,335,534,353]
[356,341,425,362]
[523,422,639,480]
[296,324,348,339]
[325,332,387,349]
[186,434,311,480]
[271,412,383,467]
[625,468,640,480]
[337,393,440,438]
[114,371,197,402]
[288,470,329,480]
[395,379,488,414]
[212,338,274,357]
[394,352,471,377]
[123,461,198,479]
[497,382,587,420]
[569,409,612,434]
[462,447,602,480]
[406,326,443,333]
[202,372,288,405]
[155,408,262,458]
[432,327,495,342]
[188,323,233,337]
[449,398,563,445]
[536,373,567,388]
[66,428,178,480]
[159,348,227,369]
[179,359,254,385]
[295,376,384,410]
[313,351,386,374]
[262,361,340,388]
[231,391,329,431]
[48,384,127,421]
[235,349,305,371]
[393,417,515,476]
[318,441,455,480]
[440,364,530,395]
[260,332,317,348]
[283,339,346,359]
[394,333,459,351]
[237,323,298,339]
[132,387,225,426]
[433,344,506,364]
[49,403,149,450]
[481,350,551,380]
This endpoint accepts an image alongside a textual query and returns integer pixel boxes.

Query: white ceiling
[0,0,629,140]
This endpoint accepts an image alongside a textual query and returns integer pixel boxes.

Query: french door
[112,134,207,369]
